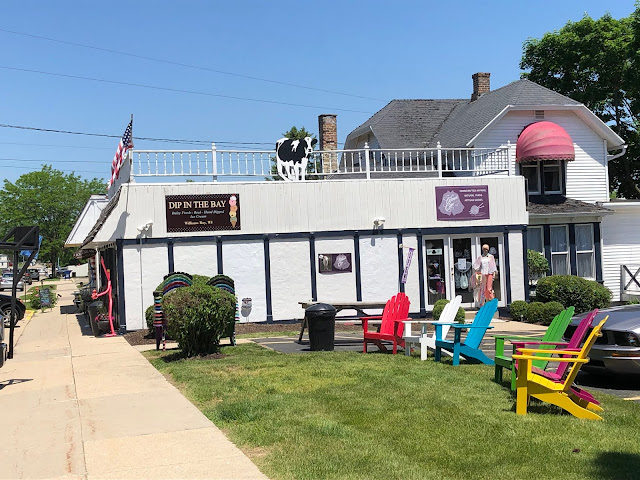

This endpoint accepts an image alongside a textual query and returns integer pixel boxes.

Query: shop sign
[318,253,352,273]
[165,194,240,232]
[435,185,490,221]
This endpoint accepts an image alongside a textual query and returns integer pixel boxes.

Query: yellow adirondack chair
[513,316,608,420]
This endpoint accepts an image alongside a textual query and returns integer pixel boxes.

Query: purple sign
[435,185,490,221]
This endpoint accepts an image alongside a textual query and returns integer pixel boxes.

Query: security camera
[373,217,386,227]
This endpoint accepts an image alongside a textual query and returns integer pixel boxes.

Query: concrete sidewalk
[0,281,267,480]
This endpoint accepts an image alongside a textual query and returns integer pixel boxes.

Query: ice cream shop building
[67,73,640,332]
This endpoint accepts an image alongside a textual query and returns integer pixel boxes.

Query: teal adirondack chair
[434,298,498,365]
[493,306,575,390]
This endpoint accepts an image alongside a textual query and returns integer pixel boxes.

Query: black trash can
[87,301,102,337]
[305,303,337,351]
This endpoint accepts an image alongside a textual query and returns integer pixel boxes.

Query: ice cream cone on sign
[229,195,238,228]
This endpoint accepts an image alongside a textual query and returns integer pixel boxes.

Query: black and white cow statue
[275,136,317,181]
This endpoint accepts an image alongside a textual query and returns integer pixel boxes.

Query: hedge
[535,275,611,314]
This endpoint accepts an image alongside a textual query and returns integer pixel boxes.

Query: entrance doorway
[424,234,504,309]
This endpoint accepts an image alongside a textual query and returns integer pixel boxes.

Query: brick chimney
[471,72,490,101]
[318,114,338,173]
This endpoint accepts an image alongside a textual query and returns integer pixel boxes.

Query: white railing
[130,142,512,181]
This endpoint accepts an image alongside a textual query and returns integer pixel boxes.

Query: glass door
[425,239,447,307]
[451,237,475,305]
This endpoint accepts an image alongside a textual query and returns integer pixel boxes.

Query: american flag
[108,120,134,188]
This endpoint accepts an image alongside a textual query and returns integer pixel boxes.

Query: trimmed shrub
[509,300,528,321]
[527,249,549,283]
[433,299,465,323]
[535,275,611,314]
[525,302,545,323]
[163,283,236,356]
[145,305,155,334]
[541,301,564,326]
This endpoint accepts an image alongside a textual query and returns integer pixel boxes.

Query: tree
[268,126,320,181]
[520,8,640,198]
[527,249,549,286]
[0,165,106,270]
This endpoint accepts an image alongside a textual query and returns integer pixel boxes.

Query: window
[550,225,569,275]
[543,160,563,194]
[575,224,595,278]
[527,226,544,253]
[521,164,540,194]
[519,160,564,195]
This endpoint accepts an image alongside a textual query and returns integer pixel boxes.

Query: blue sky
[0,1,636,186]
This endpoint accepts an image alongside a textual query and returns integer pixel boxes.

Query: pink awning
[516,121,575,163]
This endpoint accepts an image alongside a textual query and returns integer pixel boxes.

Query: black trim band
[416,232,426,317]
[309,235,317,301]
[263,236,273,323]
[167,239,174,273]
[569,224,577,276]
[593,222,603,283]
[216,237,223,274]
[119,224,528,246]
[397,233,404,293]
[354,233,362,301]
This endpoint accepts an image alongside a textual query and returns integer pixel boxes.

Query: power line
[0,65,375,114]
[0,141,112,150]
[0,123,273,146]
[0,123,345,147]
[0,163,106,175]
[0,28,386,102]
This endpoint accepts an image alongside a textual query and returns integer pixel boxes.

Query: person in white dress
[471,244,497,307]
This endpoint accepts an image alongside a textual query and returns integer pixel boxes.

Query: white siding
[93,177,527,244]
[359,234,398,304]
[315,237,356,317]
[122,244,168,331]
[222,241,266,323]
[269,239,311,321]
[601,207,640,301]
[173,241,217,277]
[508,230,526,302]
[474,110,609,203]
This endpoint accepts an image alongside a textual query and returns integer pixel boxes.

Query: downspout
[607,144,628,162]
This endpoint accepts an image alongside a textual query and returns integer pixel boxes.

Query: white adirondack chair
[403,295,463,361]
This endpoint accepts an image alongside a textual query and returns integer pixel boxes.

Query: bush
[541,301,564,326]
[163,283,236,356]
[535,275,611,314]
[509,300,528,321]
[27,286,58,309]
[145,305,155,334]
[432,299,465,323]
[525,302,545,323]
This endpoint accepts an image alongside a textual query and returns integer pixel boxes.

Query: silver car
[566,305,640,374]
[0,273,24,292]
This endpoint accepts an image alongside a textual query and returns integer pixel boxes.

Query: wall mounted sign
[318,253,352,273]
[435,185,490,221]
[165,194,240,232]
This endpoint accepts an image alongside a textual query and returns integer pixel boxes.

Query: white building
[69,73,638,332]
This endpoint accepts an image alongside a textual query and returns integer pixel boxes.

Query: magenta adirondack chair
[514,309,600,409]
[361,293,410,354]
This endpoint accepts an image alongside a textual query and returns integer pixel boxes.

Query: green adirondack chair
[493,306,574,390]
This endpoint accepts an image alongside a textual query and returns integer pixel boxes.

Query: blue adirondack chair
[434,298,498,365]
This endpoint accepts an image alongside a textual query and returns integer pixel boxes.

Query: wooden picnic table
[297,300,387,343]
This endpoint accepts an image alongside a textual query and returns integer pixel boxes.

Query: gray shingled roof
[345,79,581,149]
[527,195,610,217]
[345,99,466,149]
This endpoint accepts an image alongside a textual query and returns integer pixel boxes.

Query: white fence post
[506,140,512,176]
[211,142,218,181]
[437,141,443,178]
[364,142,371,180]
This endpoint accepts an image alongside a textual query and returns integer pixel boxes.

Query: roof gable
[345,79,584,149]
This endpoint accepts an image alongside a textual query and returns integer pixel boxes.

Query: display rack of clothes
[454,259,472,290]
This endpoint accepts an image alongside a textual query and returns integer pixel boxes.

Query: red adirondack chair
[361,293,410,354]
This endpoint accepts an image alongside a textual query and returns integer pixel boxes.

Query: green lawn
[145,344,640,480]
